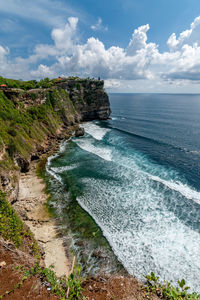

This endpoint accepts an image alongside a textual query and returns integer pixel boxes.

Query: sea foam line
[46,139,71,183]
[81,122,110,140]
[149,174,200,204]
[74,138,112,161]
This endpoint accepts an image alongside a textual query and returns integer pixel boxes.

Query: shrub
[7,139,17,157]
[144,272,200,299]
[7,128,17,137]
[0,190,24,247]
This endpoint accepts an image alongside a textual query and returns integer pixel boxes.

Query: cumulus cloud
[2,15,200,90]
[159,17,200,81]
[91,17,108,31]
[51,17,78,52]
[30,18,157,80]
[167,16,200,51]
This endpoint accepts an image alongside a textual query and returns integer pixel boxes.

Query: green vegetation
[0,75,103,90]
[144,272,200,299]
[0,190,40,259]
[0,76,55,90]
[0,81,78,173]
[0,89,58,161]
[39,264,84,299]
[0,262,84,299]
[0,190,24,247]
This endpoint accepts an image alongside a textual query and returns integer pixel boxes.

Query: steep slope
[0,78,111,201]
[56,78,111,120]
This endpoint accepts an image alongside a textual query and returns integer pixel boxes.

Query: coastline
[13,158,71,277]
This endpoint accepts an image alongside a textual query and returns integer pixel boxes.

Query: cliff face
[0,78,111,200]
[56,78,111,121]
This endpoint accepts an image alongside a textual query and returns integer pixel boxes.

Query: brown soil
[0,237,161,300]
[0,238,59,300]
[83,275,160,300]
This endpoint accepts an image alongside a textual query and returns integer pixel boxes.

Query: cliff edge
[0,77,111,201]
[55,78,111,121]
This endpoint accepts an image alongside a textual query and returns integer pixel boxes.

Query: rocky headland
[0,76,160,299]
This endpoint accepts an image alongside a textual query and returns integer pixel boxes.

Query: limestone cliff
[0,77,111,200]
[55,78,111,120]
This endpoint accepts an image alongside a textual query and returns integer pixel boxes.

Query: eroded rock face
[75,127,85,137]
[15,155,30,173]
[56,79,111,121]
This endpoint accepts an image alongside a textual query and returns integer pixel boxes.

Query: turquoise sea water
[47,93,200,291]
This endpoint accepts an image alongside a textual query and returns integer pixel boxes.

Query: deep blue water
[47,93,200,292]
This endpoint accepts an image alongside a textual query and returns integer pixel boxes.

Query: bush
[7,139,17,157]
[0,190,24,247]
[7,128,17,137]
[144,272,200,299]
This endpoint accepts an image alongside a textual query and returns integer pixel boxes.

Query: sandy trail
[14,161,70,277]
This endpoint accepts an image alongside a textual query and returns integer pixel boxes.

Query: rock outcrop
[0,77,111,201]
[75,126,85,137]
[56,78,111,121]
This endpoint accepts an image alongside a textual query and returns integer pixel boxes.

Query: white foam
[75,138,112,161]
[77,173,200,292]
[51,164,78,173]
[149,174,200,204]
[190,150,200,155]
[46,128,200,292]
[47,140,69,167]
[46,140,70,183]
[46,166,62,183]
[81,123,110,140]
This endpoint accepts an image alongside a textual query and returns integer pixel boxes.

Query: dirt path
[13,161,71,277]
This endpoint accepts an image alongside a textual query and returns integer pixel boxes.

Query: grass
[0,261,85,299]
[144,272,200,299]
[0,190,24,247]
[0,190,41,258]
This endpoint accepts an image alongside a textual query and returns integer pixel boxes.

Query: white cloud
[21,18,157,80]
[0,45,9,61]
[104,79,121,89]
[167,16,200,51]
[91,17,108,31]
[31,64,56,78]
[158,17,200,82]
[51,17,78,52]
[0,0,82,27]
[2,15,200,92]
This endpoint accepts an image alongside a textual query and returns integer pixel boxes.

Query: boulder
[75,127,85,137]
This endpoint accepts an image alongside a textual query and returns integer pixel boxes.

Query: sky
[1,0,200,92]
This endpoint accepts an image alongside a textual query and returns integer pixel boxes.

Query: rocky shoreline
[13,160,71,277]
[11,137,160,300]
[0,77,161,299]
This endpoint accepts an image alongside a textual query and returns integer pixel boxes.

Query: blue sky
[1,0,200,92]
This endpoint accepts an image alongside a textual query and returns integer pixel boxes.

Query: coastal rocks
[1,175,10,187]
[0,171,20,203]
[75,127,85,137]
[15,155,30,173]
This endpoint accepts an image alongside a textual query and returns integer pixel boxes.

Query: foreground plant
[144,272,200,299]
[34,262,85,299]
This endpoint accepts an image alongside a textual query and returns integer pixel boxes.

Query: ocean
[47,93,200,292]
